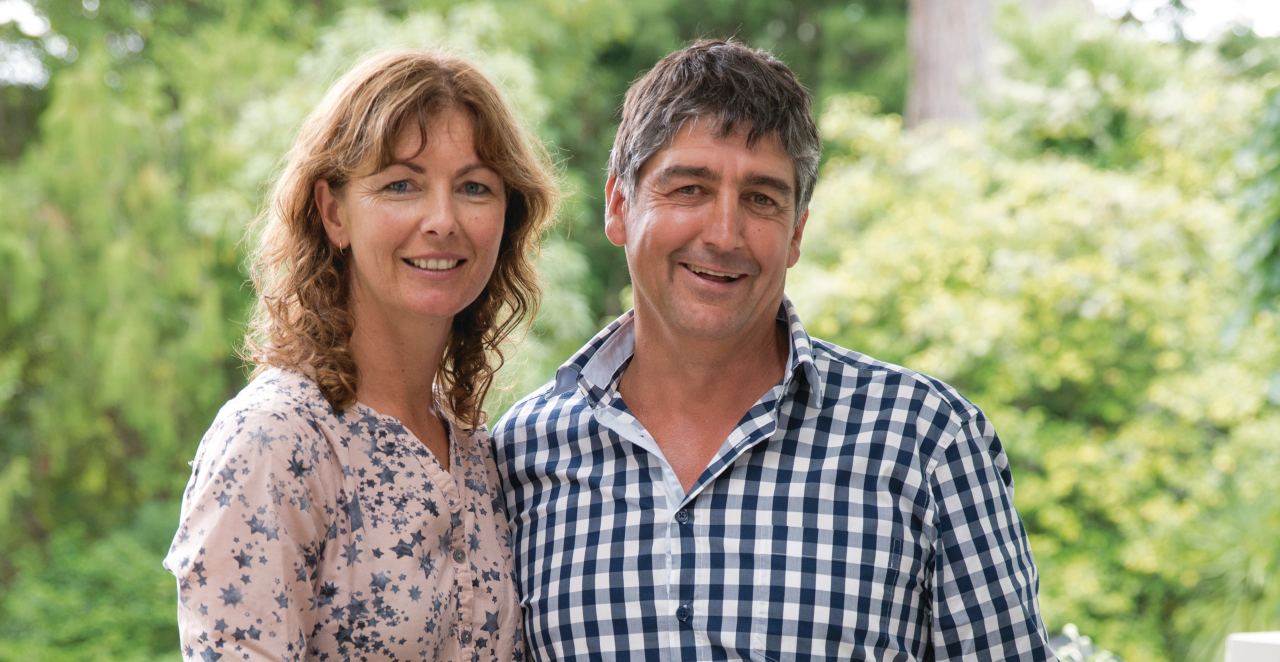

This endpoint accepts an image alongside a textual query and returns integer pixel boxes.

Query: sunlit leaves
[796,12,1280,662]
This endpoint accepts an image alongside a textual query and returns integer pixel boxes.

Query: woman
[163,49,558,662]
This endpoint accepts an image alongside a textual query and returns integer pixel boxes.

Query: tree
[905,0,992,126]
[800,8,1280,661]
[903,0,1101,127]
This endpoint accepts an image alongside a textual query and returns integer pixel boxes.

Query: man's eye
[462,181,490,196]
[676,185,700,195]
[386,180,411,194]
[752,193,775,206]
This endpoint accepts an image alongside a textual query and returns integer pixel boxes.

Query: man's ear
[604,172,628,248]
[787,207,808,268]
[315,180,349,251]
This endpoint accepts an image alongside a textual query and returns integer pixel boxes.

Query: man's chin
[658,305,759,343]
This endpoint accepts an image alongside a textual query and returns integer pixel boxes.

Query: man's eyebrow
[656,165,718,185]
[742,173,793,199]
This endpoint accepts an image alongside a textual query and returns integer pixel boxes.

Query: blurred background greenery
[1,0,1279,660]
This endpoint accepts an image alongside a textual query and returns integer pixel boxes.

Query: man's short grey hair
[608,40,821,220]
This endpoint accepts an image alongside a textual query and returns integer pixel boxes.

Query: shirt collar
[550,295,822,409]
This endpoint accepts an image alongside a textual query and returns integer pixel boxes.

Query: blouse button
[460,631,472,644]
[453,549,466,563]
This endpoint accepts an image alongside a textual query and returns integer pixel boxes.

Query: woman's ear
[315,179,349,251]
[604,173,627,247]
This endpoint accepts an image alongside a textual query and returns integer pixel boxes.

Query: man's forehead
[638,118,795,186]
[675,117,786,153]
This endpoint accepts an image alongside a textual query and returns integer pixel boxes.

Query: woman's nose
[417,189,459,236]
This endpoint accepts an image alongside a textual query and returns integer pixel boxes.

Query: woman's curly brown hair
[244,49,560,429]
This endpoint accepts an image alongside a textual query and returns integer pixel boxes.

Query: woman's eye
[386,180,411,194]
[462,181,490,196]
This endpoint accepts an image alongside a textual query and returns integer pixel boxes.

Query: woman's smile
[404,257,463,271]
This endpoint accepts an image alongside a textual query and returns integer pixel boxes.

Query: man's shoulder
[491,377,584,444]
[807,337,983,426]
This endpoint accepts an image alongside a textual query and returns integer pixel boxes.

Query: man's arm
[929,410,1056,661]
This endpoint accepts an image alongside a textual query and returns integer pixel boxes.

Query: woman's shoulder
[224,366,325,413]
[198,367,339,465]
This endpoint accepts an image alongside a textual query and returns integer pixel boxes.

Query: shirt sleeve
[163,406,342,662]
[929,410,1056,661]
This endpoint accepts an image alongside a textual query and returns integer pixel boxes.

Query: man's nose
[700,194,744,250]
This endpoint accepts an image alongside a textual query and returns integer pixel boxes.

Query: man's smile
[683,263,744,283]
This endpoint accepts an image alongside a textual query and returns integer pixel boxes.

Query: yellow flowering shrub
[792,13,1280,662]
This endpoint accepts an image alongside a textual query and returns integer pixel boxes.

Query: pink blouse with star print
[163,368,524,662]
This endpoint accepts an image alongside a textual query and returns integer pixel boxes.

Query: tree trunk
[1021,0,1092,22]
[905,0,992,128]
[904,0,1091,128]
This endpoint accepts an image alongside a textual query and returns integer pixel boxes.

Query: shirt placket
[655,398,786,660]
[681,385,789,662]
[590,394,682,662]
[674,492,702,660]
[415,430,476,656]
[448,436,477,654]
[591,372,794,662]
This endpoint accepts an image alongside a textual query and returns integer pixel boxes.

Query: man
[493,40,1054,661]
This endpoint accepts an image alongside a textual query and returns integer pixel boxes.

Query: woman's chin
[395,294,482,324]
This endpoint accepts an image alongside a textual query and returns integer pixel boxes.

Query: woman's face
[317,108,507,329]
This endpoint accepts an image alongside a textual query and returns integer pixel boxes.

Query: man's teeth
[409,258,460,271]
[688,265,741,279]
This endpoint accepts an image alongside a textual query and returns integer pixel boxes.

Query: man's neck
[624,310,789,405]
[617,303,790,491]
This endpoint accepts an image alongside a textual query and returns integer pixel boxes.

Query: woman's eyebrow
[380,162,494,178]
[386,160,425,174]
[454,163,495,178]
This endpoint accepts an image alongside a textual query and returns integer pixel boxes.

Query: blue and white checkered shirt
[492,296,1054,661]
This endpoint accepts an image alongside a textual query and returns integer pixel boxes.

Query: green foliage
[6,2,1279,662]
[0,0,339,571]
[0,5,591,658]
[1241,79,1280,310]
[1053,623,1126,662]
[796,11,1280,662]
[0,501,180,662]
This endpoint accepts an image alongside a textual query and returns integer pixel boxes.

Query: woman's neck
[346,294,454,464]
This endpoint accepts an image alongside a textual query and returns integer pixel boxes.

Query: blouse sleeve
[163,406,343,662]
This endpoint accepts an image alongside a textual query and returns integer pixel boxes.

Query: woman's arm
[163,406,340,662]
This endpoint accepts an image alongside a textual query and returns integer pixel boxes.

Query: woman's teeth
[408,258,459,271]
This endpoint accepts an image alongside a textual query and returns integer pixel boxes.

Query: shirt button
[460,631,472,644]
[675,509,690,524]
[453,549,466,563]
[676,605,691,622]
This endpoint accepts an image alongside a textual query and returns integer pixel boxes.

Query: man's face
[605,120,807,343]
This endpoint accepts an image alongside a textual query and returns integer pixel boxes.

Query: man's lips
[683,263,745,283]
